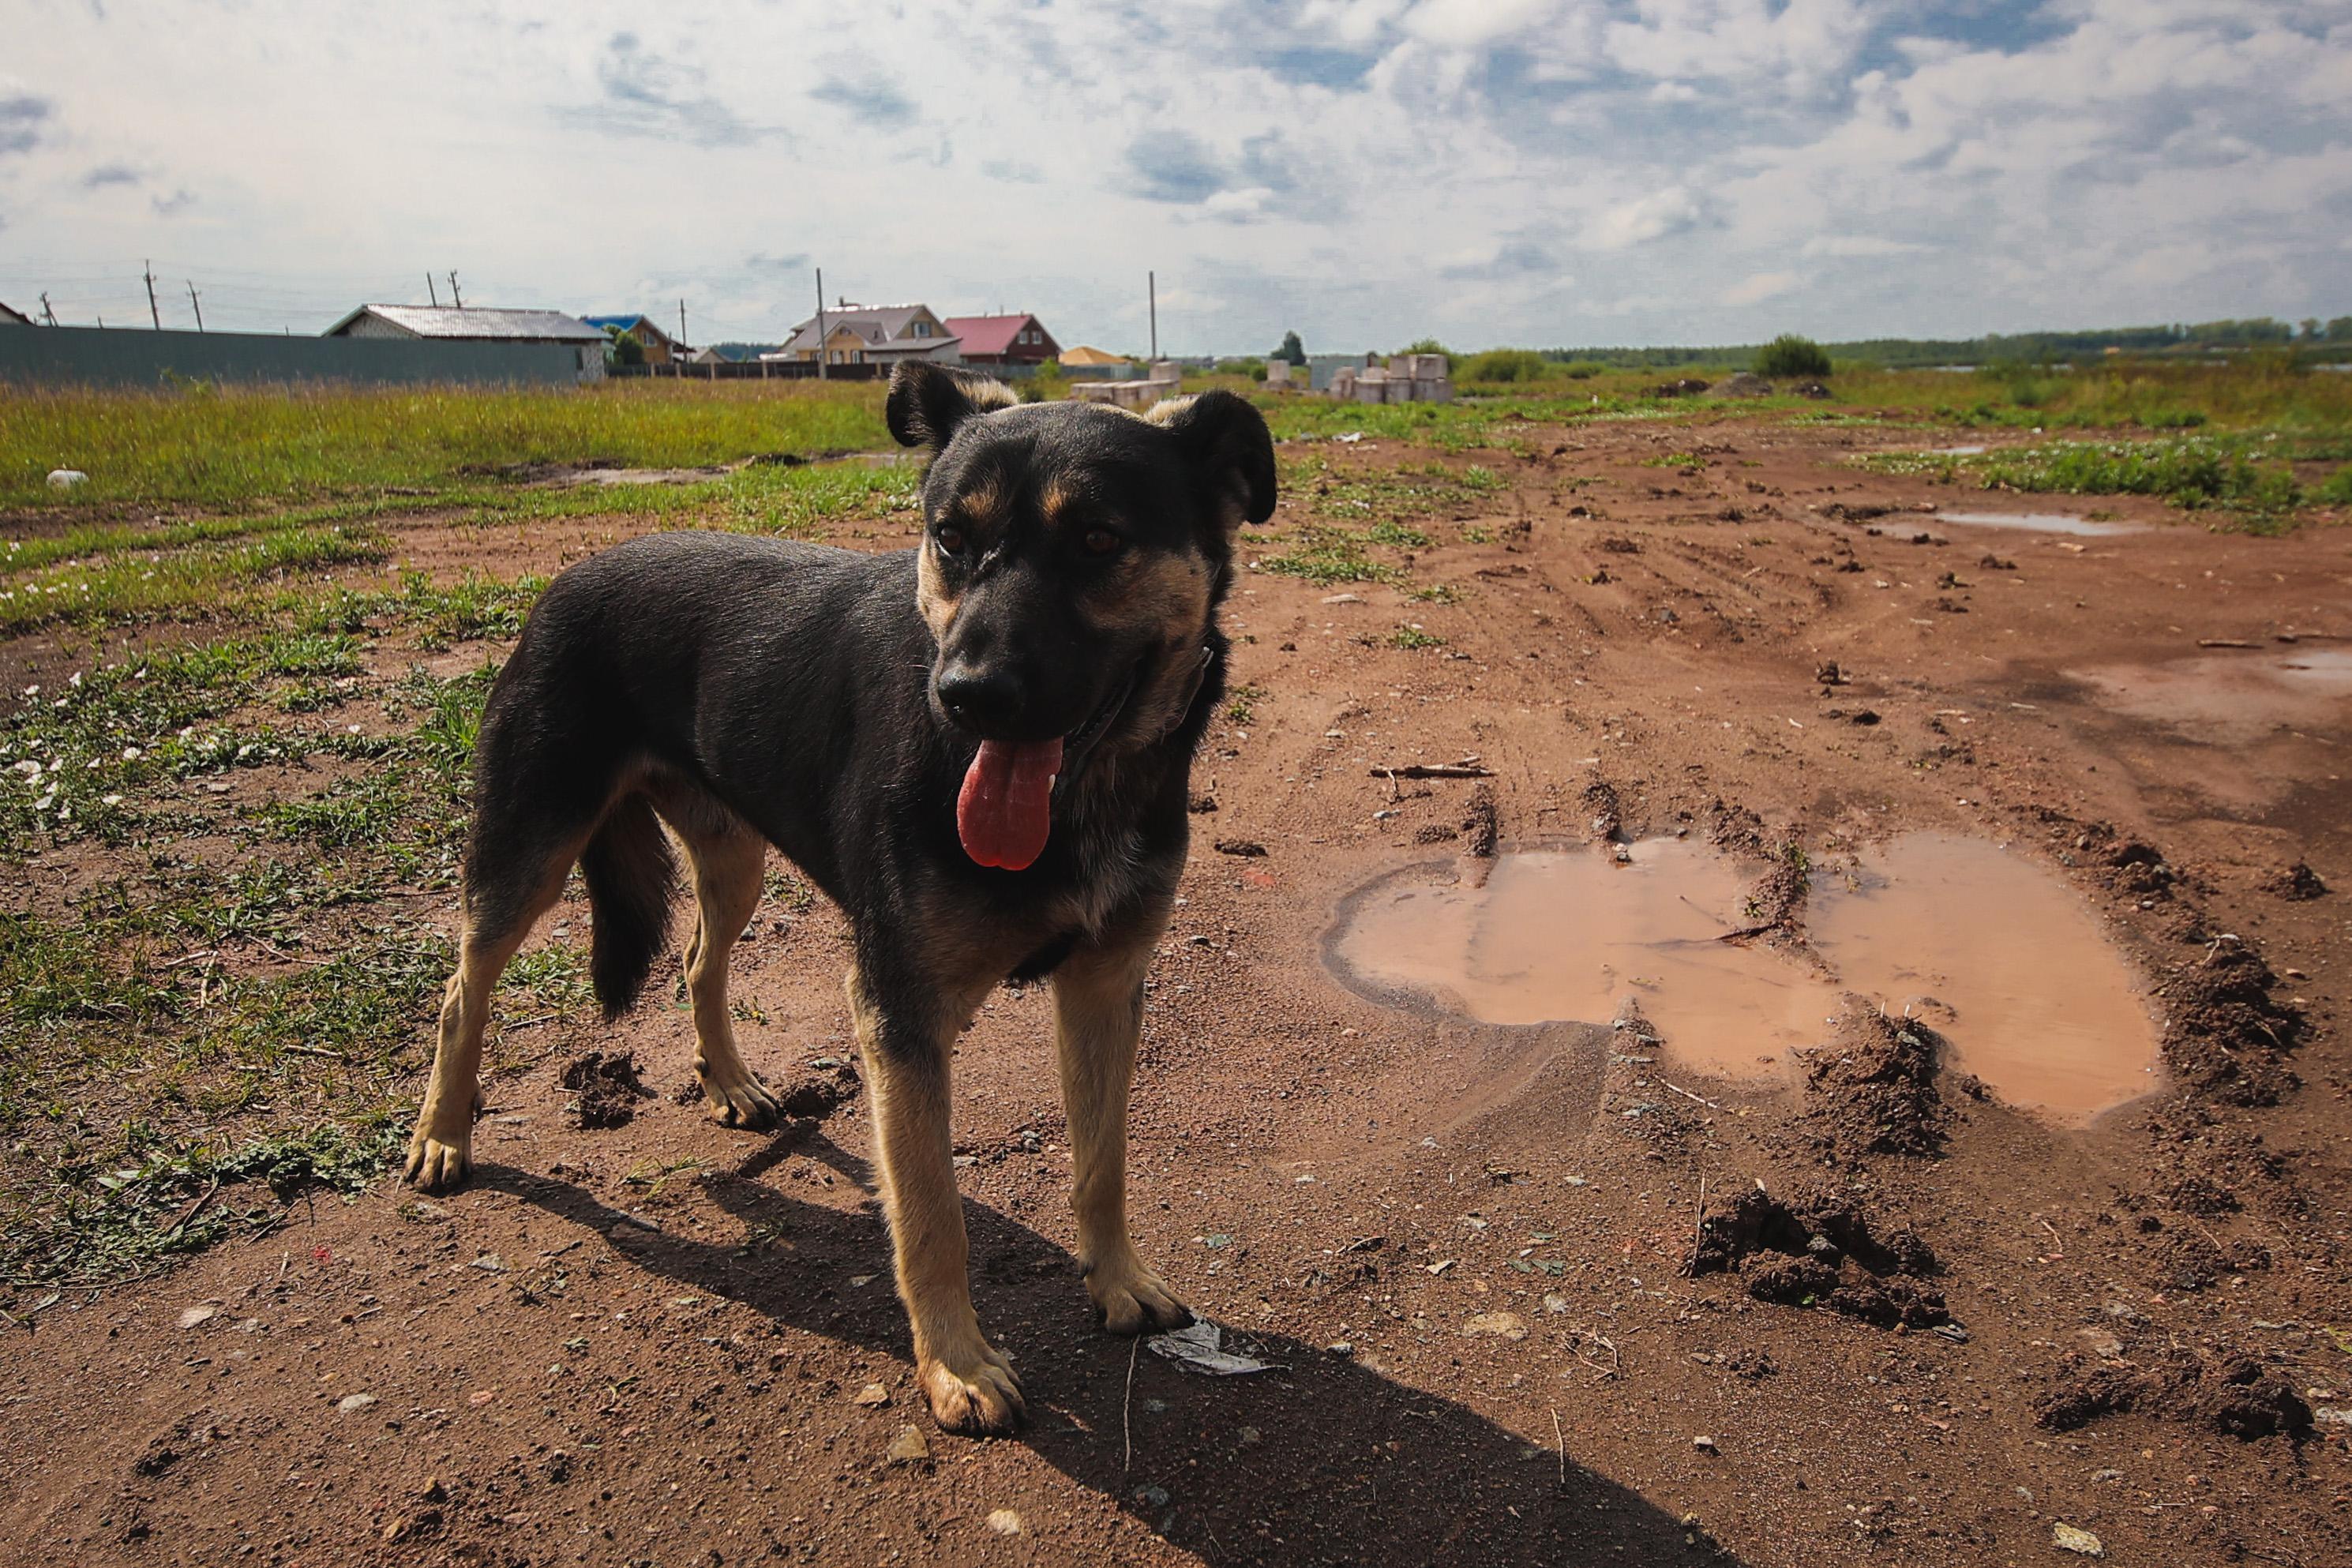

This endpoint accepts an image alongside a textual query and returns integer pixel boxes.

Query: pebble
[1692,1435,1719,1454]
[985,1509,1024,1536]
[47,470,88,490]
[336,1393,377,1412]
[177,1304,219,1330]
[1325,1341,1354,1357]
[2051,1522,2103,1556]
[1462,1311,1529,1340]
[885,1425,930,1465]
[853,1382,891,1408]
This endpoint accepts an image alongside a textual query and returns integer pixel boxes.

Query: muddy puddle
[1328,839,1841,1075]
[1935,510,2142,537]
[2071,647,2352,738]
[1811,834,2165,1122]
[1330,834,2163,1123]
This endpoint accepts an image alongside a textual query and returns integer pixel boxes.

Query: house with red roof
[943,313,1059,368]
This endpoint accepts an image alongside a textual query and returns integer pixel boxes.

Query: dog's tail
[580,794,678,1020]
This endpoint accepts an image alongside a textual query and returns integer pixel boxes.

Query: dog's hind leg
[1054,932,1193,1335]
[406,833,580,1191]
[674,823,782,1129]
[848,962,1022,1435]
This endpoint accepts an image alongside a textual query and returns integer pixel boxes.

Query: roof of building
[323,304,607,343]
[1058,344,1127,366]
[778,303,938,354]
[942,314,1048,358]
[580,313,680,345]
[0,300,32,326]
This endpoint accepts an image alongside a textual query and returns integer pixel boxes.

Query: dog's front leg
[1054,936,1193,1335]
[847,965,1024,1435]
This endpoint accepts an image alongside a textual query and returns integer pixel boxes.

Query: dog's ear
[886,362,1021,452]
[1146,391,1277,530]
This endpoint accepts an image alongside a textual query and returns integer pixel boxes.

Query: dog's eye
[1082,527,1121,557]
[935,524,966,557]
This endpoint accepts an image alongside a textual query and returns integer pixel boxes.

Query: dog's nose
[936,663,1027,732]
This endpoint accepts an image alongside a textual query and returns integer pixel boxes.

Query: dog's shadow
[485,1138,1735,1567]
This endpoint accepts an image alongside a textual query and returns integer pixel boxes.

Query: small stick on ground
[1694,1175,1709,1264]
[1123,1335,1141,1474]
[1664,1081,1721,1110]
[1552,1406,1566,1487]
[1367,763,1494,780]
[166,1176,221,1240]
[276,1043,349,1060]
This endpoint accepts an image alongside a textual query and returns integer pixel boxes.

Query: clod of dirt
[2270,861,2327,900]
[1581,779,1622,842]
[1814,661,1846,685]
[558,1050,655,1130]
[2035,1349,2311,1442]
[1688,1185,1947,1329]
[1214,839,1268,857]
[1187,792,1218,814]
[2162,943,2301,1107]
[1460,786,1499,857]
[1977,553,2017,570]
[1412,823,1458,844]
[1712,373,1772,399]
[775,1057,861,1120]
[1802,1003,1950,1160]
[1652,377,1712,397]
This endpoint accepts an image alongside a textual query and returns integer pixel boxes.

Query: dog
[403,361,1277,1434]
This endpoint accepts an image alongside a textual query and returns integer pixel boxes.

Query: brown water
[1810,834,2164,1122]
[1331,833,2164,1123]
[1329,838,1842,1077]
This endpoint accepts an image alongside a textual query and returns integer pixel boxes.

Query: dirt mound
[2163,943,2301,1106]
[2270,861,2328,900]
[1460,785,1499,857]
[2035,1348,2311,1442]
[1687,1185,1949,1329]
[1712,373,1773,399]
[773,1056,861,1120]
[557,1050,654,1129]
[1802,1003,1951,1159]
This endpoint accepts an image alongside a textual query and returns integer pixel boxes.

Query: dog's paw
[699,1066,782,1131]
[403,1129,473,1191]
[918,1341,1025,1435]
[1087,1254,1193,1337]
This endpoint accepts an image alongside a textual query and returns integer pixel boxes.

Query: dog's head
[886,362,1275,868]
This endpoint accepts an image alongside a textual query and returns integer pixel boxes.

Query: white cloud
[1589,187,1708,250]
[1721,270,1799,306]
[0,2,2342,351]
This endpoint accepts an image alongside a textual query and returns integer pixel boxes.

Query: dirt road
[6,415,2347,1566]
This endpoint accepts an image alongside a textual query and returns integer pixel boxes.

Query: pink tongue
[956,737,1063,870]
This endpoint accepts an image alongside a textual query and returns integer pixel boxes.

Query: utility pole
[815,268,827,381]
[448,271,463,309]
[678,297,688,351]
[1148,271,1157,362]
[39,291,55,326]
[427,272,439,307]
[186,280,204,332]
[144,260,161,329]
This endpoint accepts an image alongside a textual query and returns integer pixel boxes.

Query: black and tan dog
[403,362,1276,1433]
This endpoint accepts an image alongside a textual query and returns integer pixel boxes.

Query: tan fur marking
[1052,928,1190,1334]
[850,965,1026,1433]
[915,546,958,640]
[676,827,780,1127]
[405,841,584,1189]
[1085,550,1214,742]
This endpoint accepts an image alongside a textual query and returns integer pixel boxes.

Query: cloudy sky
[2,1,2347,352]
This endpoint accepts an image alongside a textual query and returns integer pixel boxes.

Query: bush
[1558,361,1607,380]
[1457,348,1551,384]
[2314,463,2352,505]
[1754,334,1832,378]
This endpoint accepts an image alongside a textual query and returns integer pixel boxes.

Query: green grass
[2,379,892,511]
[1858,434,2313,524]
